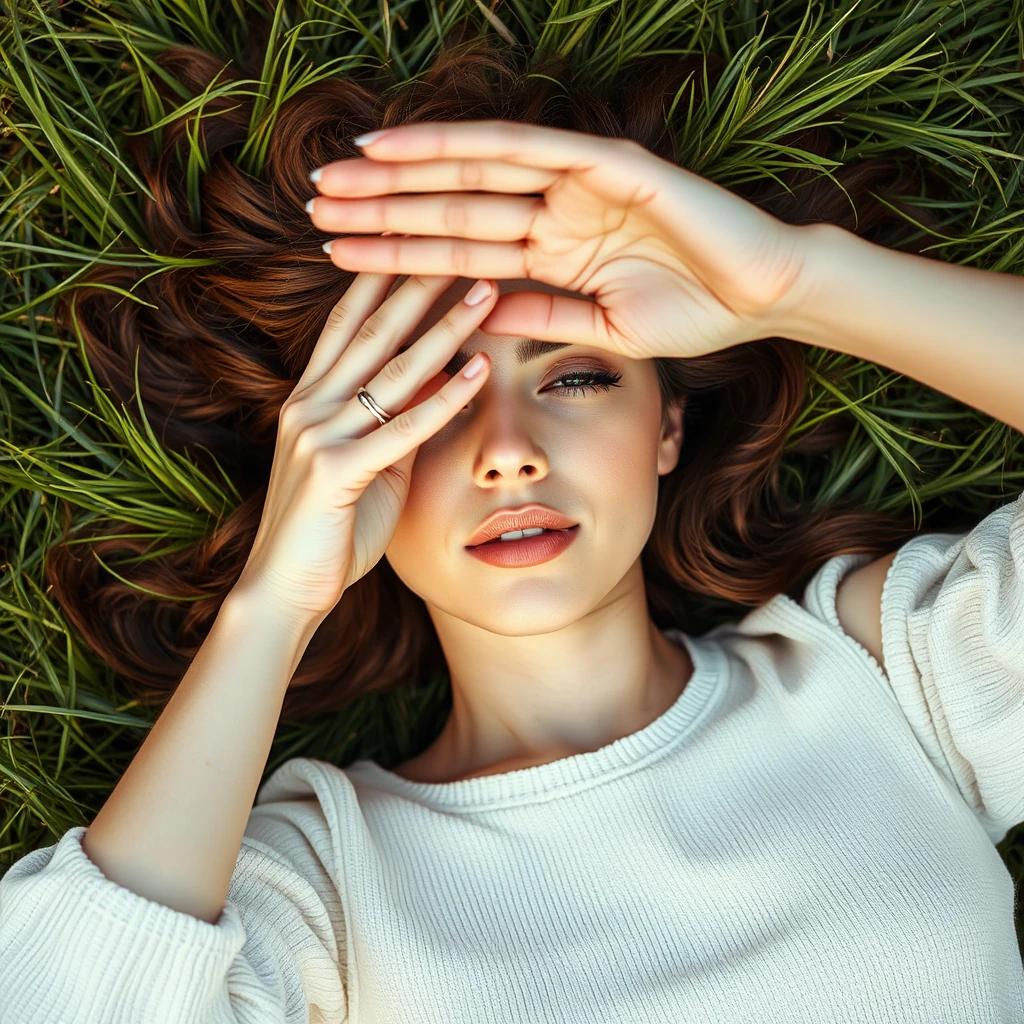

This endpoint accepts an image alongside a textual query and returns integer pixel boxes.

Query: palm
[479,152,809,360]
[344,452,416,586]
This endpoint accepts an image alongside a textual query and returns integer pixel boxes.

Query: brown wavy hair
[44,20,944,723]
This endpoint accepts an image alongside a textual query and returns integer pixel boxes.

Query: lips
[472,526,575,548]
[465,503,579,548]
[465,523,580,567]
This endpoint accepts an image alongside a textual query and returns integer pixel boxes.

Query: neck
[399,561,693,784]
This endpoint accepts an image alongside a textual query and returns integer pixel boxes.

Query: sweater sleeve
[0,810,348,1023]
[811,488,1024,845]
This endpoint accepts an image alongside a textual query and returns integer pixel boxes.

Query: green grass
[1,0,1022,962]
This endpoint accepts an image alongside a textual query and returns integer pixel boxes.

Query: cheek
[592,404,661,463]
[591,412,664,505]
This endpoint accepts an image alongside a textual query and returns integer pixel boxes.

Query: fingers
[294,272,399,389]
[316,281,496,470]
[311,274,458,404]
[340,278,498,434]
[346,346,491,479]
[311,157,555,199]
[308,276,497,442]
[324,119,613,173]
[309,191,543,242]
[324,234,530,282]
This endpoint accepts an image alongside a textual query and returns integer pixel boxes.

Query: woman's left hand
[308,119,814,360]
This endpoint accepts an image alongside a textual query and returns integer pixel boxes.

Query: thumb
[478,291,613,347]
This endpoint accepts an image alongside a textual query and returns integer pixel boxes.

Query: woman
[1,33,1022,1024]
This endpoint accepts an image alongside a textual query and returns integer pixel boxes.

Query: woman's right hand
[233,269,497,627]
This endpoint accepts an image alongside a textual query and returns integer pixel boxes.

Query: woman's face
[384,277,684,635]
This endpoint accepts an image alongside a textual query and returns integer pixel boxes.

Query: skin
[380,275,693,784]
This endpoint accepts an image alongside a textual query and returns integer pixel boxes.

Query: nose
[471,413,550,486]
[477,454,546,484]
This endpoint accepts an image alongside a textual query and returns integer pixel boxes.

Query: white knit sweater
[2,490,1023,1024]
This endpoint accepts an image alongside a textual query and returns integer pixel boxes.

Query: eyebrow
[443,339,571,376]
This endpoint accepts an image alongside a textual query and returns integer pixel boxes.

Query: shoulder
[834,549,899,672]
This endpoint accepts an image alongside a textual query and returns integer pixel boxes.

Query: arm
[82,586,321,925]
[778,223,1024,435]
[790,227,1023,734]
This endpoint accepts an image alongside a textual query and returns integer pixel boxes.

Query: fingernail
[353,130,389,147]
[309,167,323,183]
[305,197,315,214]
[321,240,334,254]
[462,353,487,379]
[464,280,492,306]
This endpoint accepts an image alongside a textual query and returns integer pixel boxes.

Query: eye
[544,368,623,396]
[450,366,624,415]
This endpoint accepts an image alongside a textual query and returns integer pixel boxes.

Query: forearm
[778,223,1024,435]
[82,588,320,925]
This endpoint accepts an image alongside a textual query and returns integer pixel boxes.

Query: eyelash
[545,368,624,396]
[450,366,623,415]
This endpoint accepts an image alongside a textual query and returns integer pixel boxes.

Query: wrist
[765,221,860,348]
[220,582,327,649]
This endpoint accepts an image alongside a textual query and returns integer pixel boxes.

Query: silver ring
[356,387,392,425]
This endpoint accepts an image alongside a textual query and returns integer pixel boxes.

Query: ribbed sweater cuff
[0,825,246,1022]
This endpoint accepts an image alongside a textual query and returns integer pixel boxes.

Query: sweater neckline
[344,629,726,810]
